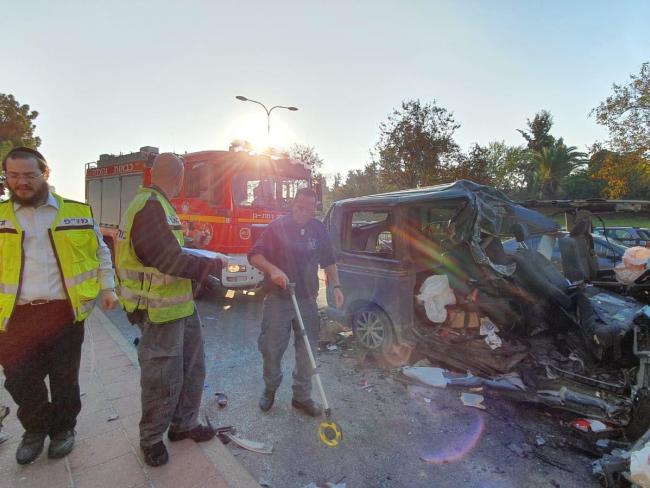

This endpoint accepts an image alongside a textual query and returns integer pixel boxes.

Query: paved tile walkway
[0,310,260,488]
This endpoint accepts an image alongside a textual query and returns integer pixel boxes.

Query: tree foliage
[531,138,586,198]
[517,110,555,153]
[373,99,461,188]
[0,94,41,162]
[593,149,650,199]
[288,143,324,172]
[592,62,650,156]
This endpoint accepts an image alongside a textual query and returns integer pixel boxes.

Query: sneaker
[168,424,215,443]
[259,389,276,412]
[291,398,323,417]
[48,429,75,459]
[16,431,47,465]
[141,441,168,467]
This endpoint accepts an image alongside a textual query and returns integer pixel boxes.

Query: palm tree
[532,138,587,198]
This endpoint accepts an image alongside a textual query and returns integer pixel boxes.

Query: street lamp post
[235,95,298,137]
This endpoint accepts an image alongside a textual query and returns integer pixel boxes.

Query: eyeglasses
[5,172,44,182]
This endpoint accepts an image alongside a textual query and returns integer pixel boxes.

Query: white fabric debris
[615,246,650,284]
[417,275,456,323]
[631,441,650,487]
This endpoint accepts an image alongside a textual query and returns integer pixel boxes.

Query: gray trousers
[258,293,320,401]
[137,310,205,447]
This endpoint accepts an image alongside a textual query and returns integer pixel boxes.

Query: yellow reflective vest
[116,187,194,324]
[0,194,100,331]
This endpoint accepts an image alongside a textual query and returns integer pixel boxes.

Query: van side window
[344,210,394,257]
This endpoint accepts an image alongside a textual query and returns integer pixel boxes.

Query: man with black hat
[0,147,119,464]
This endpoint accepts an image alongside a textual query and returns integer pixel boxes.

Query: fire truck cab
[85,145,317,289]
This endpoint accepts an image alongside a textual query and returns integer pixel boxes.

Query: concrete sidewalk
[0,309,261,488]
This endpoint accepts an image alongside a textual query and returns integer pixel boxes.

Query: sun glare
[222,113,298,154]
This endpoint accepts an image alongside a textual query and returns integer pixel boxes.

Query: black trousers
[0,301,84,436]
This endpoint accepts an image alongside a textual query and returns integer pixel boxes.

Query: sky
[2,0,649,199]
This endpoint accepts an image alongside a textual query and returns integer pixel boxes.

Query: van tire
[352,305,395,354]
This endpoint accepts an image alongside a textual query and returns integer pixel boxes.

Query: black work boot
[291,398,323,417]
[48,429,76,459]
[168,424,216,443]
[259,389,276,412]
[16,431,47,465]
[141,441,169,467]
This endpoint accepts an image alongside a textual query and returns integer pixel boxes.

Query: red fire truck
[85,145,319,289]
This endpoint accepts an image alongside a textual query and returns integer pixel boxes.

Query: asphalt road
[105,290,599,488]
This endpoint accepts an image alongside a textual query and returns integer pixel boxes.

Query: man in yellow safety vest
[116,153,224,467]
[0,147,119,465]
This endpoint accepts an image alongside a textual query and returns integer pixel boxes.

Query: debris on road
[225,290,235,299]
[479,320,502,350]
[214,392,228,408]
[460,392,486,410]
[225,433,273,455]
[107,413,120,422]
[569,418,611,433]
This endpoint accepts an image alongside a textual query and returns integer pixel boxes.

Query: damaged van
[325,180,650,440]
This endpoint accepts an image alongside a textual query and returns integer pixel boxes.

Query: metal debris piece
[107,413,119,422]
[225,433,273,454]
[461,392,486,410]
[402,367,448,388]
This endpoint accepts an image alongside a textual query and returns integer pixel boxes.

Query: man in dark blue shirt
[248,188,344,416]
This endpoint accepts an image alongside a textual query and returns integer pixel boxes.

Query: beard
[9,181,50,207]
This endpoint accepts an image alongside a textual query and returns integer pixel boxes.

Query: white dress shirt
[13,192,115,305]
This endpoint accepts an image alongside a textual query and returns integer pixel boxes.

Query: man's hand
[99,289,119,310]
[333,287,344,309]
[269,267,289,289]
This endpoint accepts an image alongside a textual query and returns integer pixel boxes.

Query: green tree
[531,138,586,198]
[592,62,650,157]
[452,143,493,185]
[483,141,532,196]
[373,99,461,188]
[0,94,41,162]
[288,143,324,173]
[517,110,555,153]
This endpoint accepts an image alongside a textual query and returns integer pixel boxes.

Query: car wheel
[352,305,394,352]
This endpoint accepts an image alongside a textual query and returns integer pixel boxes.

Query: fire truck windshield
[233,173,309,209]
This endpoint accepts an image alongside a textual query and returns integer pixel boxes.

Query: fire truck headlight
[227,264,247,273]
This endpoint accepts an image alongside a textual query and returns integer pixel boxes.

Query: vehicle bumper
[221,254,264,288]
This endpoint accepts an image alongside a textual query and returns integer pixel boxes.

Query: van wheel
[352,305,394,353]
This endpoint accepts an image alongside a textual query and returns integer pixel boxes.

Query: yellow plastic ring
[318,421,342,447]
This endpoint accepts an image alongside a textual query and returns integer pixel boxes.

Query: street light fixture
[235,95,298,136]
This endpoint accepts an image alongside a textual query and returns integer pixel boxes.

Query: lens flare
[419,410,485,464]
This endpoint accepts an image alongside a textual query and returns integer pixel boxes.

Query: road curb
[91,308,262,488]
